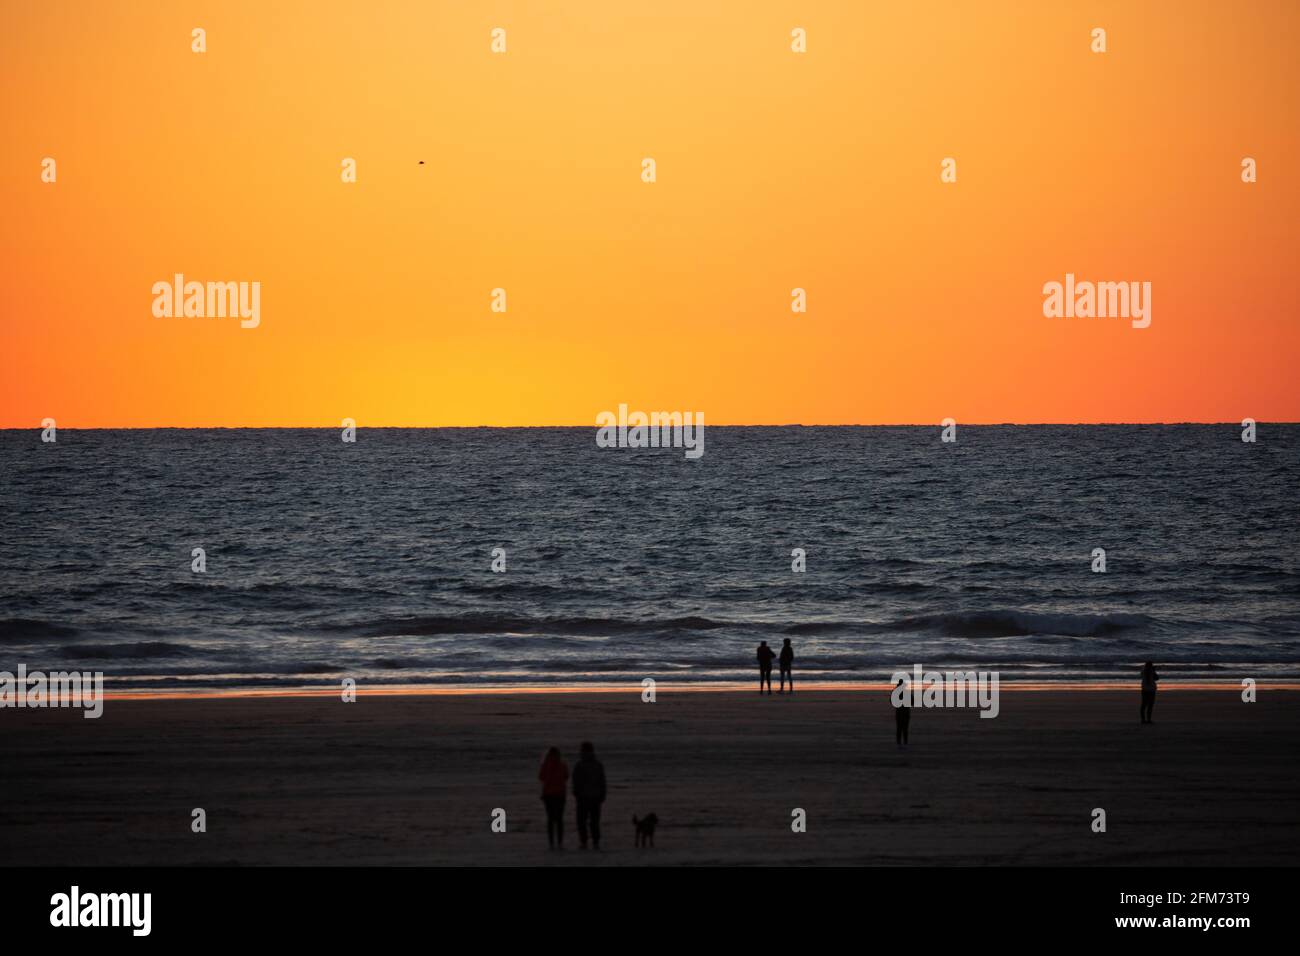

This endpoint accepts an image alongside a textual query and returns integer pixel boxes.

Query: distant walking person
[778,638,795,694]
[757,641,776,695]
[894,678,911,747]
[572,741,607,850]
[1140,661,1159,724]
[538,747,568,849]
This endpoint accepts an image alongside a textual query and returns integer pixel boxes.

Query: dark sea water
[1,426,1297,689]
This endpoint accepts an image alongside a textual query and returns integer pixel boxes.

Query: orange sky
[3,0,1297,426]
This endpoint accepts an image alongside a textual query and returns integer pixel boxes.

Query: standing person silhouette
[894,677,911,747]
[572,741,607,850]
[756,641,776,695]
[1140,661,1159,724]
[778,638,795,694]
[538,746,568,850]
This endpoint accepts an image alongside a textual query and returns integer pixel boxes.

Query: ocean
[2,425,1297,689]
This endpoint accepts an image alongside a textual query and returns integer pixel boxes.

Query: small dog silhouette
[632,813,658,847]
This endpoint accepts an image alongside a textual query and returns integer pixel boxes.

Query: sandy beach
[3,686,1297,867]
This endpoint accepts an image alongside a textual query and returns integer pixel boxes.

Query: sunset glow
[4,0,1298,426]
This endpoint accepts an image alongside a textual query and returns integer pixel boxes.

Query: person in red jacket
[538,747,569,849]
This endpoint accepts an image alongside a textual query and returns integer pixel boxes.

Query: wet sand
[2,687,1296,866]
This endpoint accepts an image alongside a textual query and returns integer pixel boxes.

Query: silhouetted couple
[757,639,794,694]
[538,741,607,850]
[1140,661,1159,724]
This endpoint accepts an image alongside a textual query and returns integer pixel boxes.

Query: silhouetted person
[538,746,568,849]
[572,741,606,850]
[894,678,911,747]
[1140,661,1159,724]
[757,641,776,694]
[778,638,794,694]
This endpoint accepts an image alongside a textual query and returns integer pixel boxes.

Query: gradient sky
[3,0,1297,426]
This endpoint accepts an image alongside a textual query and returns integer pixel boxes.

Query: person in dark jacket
[778,638,795,694]
[571,740,607,850]
[894,677,911,747]
[757,641,776,695]
[1140,661,1159,724]
[538,747,568,849]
